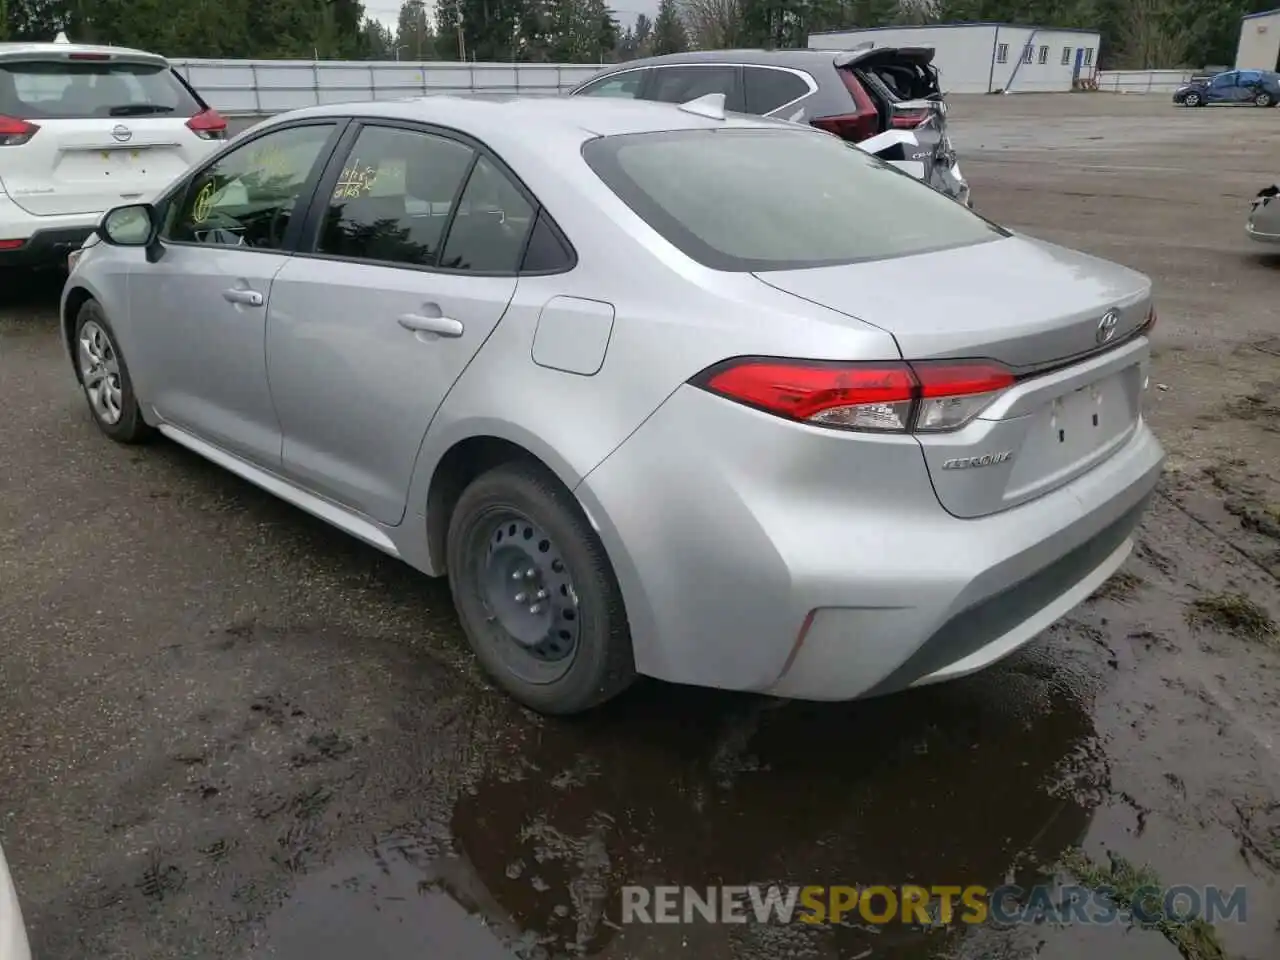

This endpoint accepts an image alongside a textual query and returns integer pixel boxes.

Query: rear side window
[0,59,201,120]
[583,128,1005,272]
[647,66,744,112]
[743,67,810,115]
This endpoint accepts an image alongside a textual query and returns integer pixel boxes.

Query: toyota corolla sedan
[61,95,1164,715]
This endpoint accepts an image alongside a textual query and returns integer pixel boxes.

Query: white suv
[1,36,226,269]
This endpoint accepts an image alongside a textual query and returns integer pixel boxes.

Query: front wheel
[1255,92,1273,107]
[73,300,154,443]
[446,461,635,715]
[1184,93,1202,107]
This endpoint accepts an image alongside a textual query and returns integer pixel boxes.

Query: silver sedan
[1248,183,1280,243]
[1,843,31,960]
[62,95,1164,714]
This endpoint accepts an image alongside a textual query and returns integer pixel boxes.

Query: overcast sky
[364,2,660,34]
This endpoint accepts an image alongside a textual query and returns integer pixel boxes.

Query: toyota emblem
[111,124,133,143]
[1096,310,1119,344]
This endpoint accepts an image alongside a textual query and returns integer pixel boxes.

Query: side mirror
[99,203,157,247]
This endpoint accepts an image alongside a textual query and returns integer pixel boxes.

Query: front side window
[317,125,475,267]
[167,123,335,249]
[1211,72,1233,88]
[0,59,201,120]
[577,72,646,99]
[583,128,1005,273]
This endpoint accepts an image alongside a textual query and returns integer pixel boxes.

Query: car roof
[270,94,807,142]
[593,48,847,71]
[0,41,167,65]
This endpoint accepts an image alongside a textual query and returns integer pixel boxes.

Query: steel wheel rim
[476,510,581,685]
[78,319,124,425]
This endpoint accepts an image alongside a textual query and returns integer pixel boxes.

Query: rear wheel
[1255,92,1273,107]
[1184,92,1202,107]
[73,300,153,444]
[446,461,635,715]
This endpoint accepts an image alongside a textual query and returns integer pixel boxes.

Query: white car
[0,844,30,960]
[0,34,226,269]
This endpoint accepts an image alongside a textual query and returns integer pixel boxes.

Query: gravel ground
[1,93,1279,960]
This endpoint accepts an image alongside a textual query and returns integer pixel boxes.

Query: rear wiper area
[108,104,175,117]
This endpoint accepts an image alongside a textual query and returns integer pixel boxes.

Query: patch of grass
[1058,848,1227,960]
[1089,570,1144,603]
[1185,592,1277,645]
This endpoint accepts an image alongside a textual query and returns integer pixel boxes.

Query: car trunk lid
[754,235,1154,517]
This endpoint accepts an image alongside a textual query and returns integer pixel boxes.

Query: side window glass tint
[743,67,809,115]
[168,124,334,249]
[520,211,574,273]
[579,72,646,98]
[318,125,475,267]
[649,66,739,107]
[438,155,535,273]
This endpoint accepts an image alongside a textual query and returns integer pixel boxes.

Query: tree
[0,0,8,41]
[651,0,687,54]
[361,17,396,58]
[396,0,435,59]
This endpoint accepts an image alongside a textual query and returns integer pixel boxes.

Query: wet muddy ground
[1,94,1278,960]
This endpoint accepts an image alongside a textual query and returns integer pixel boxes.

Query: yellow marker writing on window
[191,181,217,223]
[332,158,378,200]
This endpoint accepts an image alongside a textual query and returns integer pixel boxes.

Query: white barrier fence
[1093,69,1195,94]
[166,59,1197,117]
[168,59,603,116]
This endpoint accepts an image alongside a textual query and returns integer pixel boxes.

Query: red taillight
[187,108,228,141]
[0,115,39,146]
[810,70,881,143]
[890,110,930,130]
[68,52,112,61]
[0,239,26,250]
[692,358,1015,433]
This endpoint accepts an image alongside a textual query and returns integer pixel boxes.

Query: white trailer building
[808,22,1101,94]
[1235,8,1280,71]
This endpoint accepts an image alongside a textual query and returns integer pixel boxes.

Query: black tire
[1255,92,1273,107]
[446,460,635,715]
[72,299,154,444]
[1184,93,1201,107]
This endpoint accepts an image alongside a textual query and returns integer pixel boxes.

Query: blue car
[1174,69,1280,107]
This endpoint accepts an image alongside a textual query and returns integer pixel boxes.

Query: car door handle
[398,314,464,338]
[223,289,264,307]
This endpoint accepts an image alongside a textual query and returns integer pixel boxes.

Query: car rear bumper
[576,382,1165,701]
[0,195,100,267]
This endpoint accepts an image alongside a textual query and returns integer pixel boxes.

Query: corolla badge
[941,451,1012,470]
[111,124,133,143]
[1096,309,1120,344]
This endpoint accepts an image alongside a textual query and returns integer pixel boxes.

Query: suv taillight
[890,107,931,129]
[691,358,1016,433]
[810,70,880,143]
[186,108,228,141]
[0,115,39,147]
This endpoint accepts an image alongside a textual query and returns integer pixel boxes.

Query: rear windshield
[0,59,202,120]
[582,127,1004,272]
